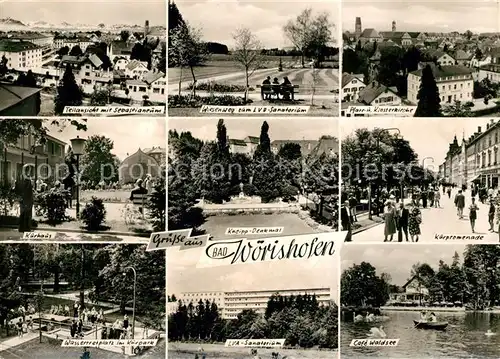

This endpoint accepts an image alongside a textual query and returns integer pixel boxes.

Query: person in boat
[419,311,428,323]
[428,312,437,322]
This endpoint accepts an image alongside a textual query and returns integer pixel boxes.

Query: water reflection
[342,311,500,358]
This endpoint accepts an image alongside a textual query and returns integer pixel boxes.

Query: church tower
[355,17,362,38]
[392,21,396,32]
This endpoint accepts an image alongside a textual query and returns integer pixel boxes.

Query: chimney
[478,126,482,133]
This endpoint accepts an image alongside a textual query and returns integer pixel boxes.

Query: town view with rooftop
[0,0,166,116]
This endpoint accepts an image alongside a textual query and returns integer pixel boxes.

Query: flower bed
[187,82,255,93]
[168,94,252,108]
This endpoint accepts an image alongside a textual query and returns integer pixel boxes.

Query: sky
[168,117,338,141]
[2,0,166,26]
[174,0,339,48]
[340,118,496,171]
[167,245,339,303]
[342,0,499,34]
[47,118,165,161]
[341,244,467,286]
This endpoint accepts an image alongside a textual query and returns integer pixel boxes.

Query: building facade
[0,40,43,70]
[341,73,365,102]
[177,288,331,320]
[407,64,473,105]
[466,121,500,189]
[0,131,66,185]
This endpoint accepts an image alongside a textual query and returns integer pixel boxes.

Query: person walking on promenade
[455,190,466,219]
[397,202,409,242]
[489,199,496,232]
[469,197,479,233]
[447,187,451,199]
[408,200,422,242]
[434,189,441,208]
[341,200,353,242]
[383,201,397,242]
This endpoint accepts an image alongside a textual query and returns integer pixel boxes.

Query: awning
[468,174,481,183]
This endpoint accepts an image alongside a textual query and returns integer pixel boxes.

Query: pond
[341,310,500,358]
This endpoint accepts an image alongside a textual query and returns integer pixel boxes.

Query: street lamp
[70,136,86,219]
[123,267,137,339]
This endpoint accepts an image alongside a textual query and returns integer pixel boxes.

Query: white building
[177,288,331,320]
[113,56,129,71]
[430,50,456,66]
[478,64,500,83]
[125,60,149,79]
[59,54,113,94]
[2,33,53,49]
[0,40,42,70]
[125,70,165,101]
[341,73,365,102]
[357,80,402,106]
[407,64,473,105]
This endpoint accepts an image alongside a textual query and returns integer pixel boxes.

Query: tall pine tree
[415,65,441,117]
[54,64,83,115]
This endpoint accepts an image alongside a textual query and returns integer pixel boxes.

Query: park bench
[256,84,300,101]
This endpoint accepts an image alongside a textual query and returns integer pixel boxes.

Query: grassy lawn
[169,342,335,359]
[202,213,314,240]
[168,55,298,84]
[0,337,166,359]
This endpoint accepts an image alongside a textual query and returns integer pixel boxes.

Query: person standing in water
[469,197,479,233]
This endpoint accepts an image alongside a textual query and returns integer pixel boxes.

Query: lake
[341,310,500,358]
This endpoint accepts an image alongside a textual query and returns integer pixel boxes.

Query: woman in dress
[469,197,479,233]
[408,200,422,242]
[383,201,397,242]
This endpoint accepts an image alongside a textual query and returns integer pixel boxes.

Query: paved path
[169,67,339,97]
[353,189,498,242]
[0,333,38,353]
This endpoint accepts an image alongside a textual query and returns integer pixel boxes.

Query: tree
[303,12,335,67]
[169,23,209,96]
[278,143,302,161]
[0,55,7,77]
[54,64,83,115]
[232,28,263,102]
[283,9,313,68]
[341,262,390,307]
[15,70,37,88]
[475,48,483,60]
[168,1,186,33]
[80,135,119,184]
[376,46,404,87]
[443,100,474,117]
[415,65,441,117]
[69,45,83,57]
[57,46,69,57]
[120,30,130,42]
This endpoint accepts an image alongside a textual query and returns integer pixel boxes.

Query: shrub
[34,190,69,224]
[147,182,166,231]
[168,94,252,108]
[81,197,106,230]
[187,82,254,93]
[0,185,17,216]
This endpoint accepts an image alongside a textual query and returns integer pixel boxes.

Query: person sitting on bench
[281,76,293,100]
[261,76,271,99]
[271,77,280,98]
[130,179,148,214]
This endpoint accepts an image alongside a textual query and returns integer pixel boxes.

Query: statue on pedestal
[239,182,244,198]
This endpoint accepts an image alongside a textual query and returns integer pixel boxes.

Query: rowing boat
[413,320,448,330]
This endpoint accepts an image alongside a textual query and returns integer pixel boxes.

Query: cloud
[175,0,338,48]
[47,118,165,161]
[342,1,498,33]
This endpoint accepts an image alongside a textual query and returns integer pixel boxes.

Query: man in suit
[397,202,409,242]
[341,200,353,241]
[454,189,465,219]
